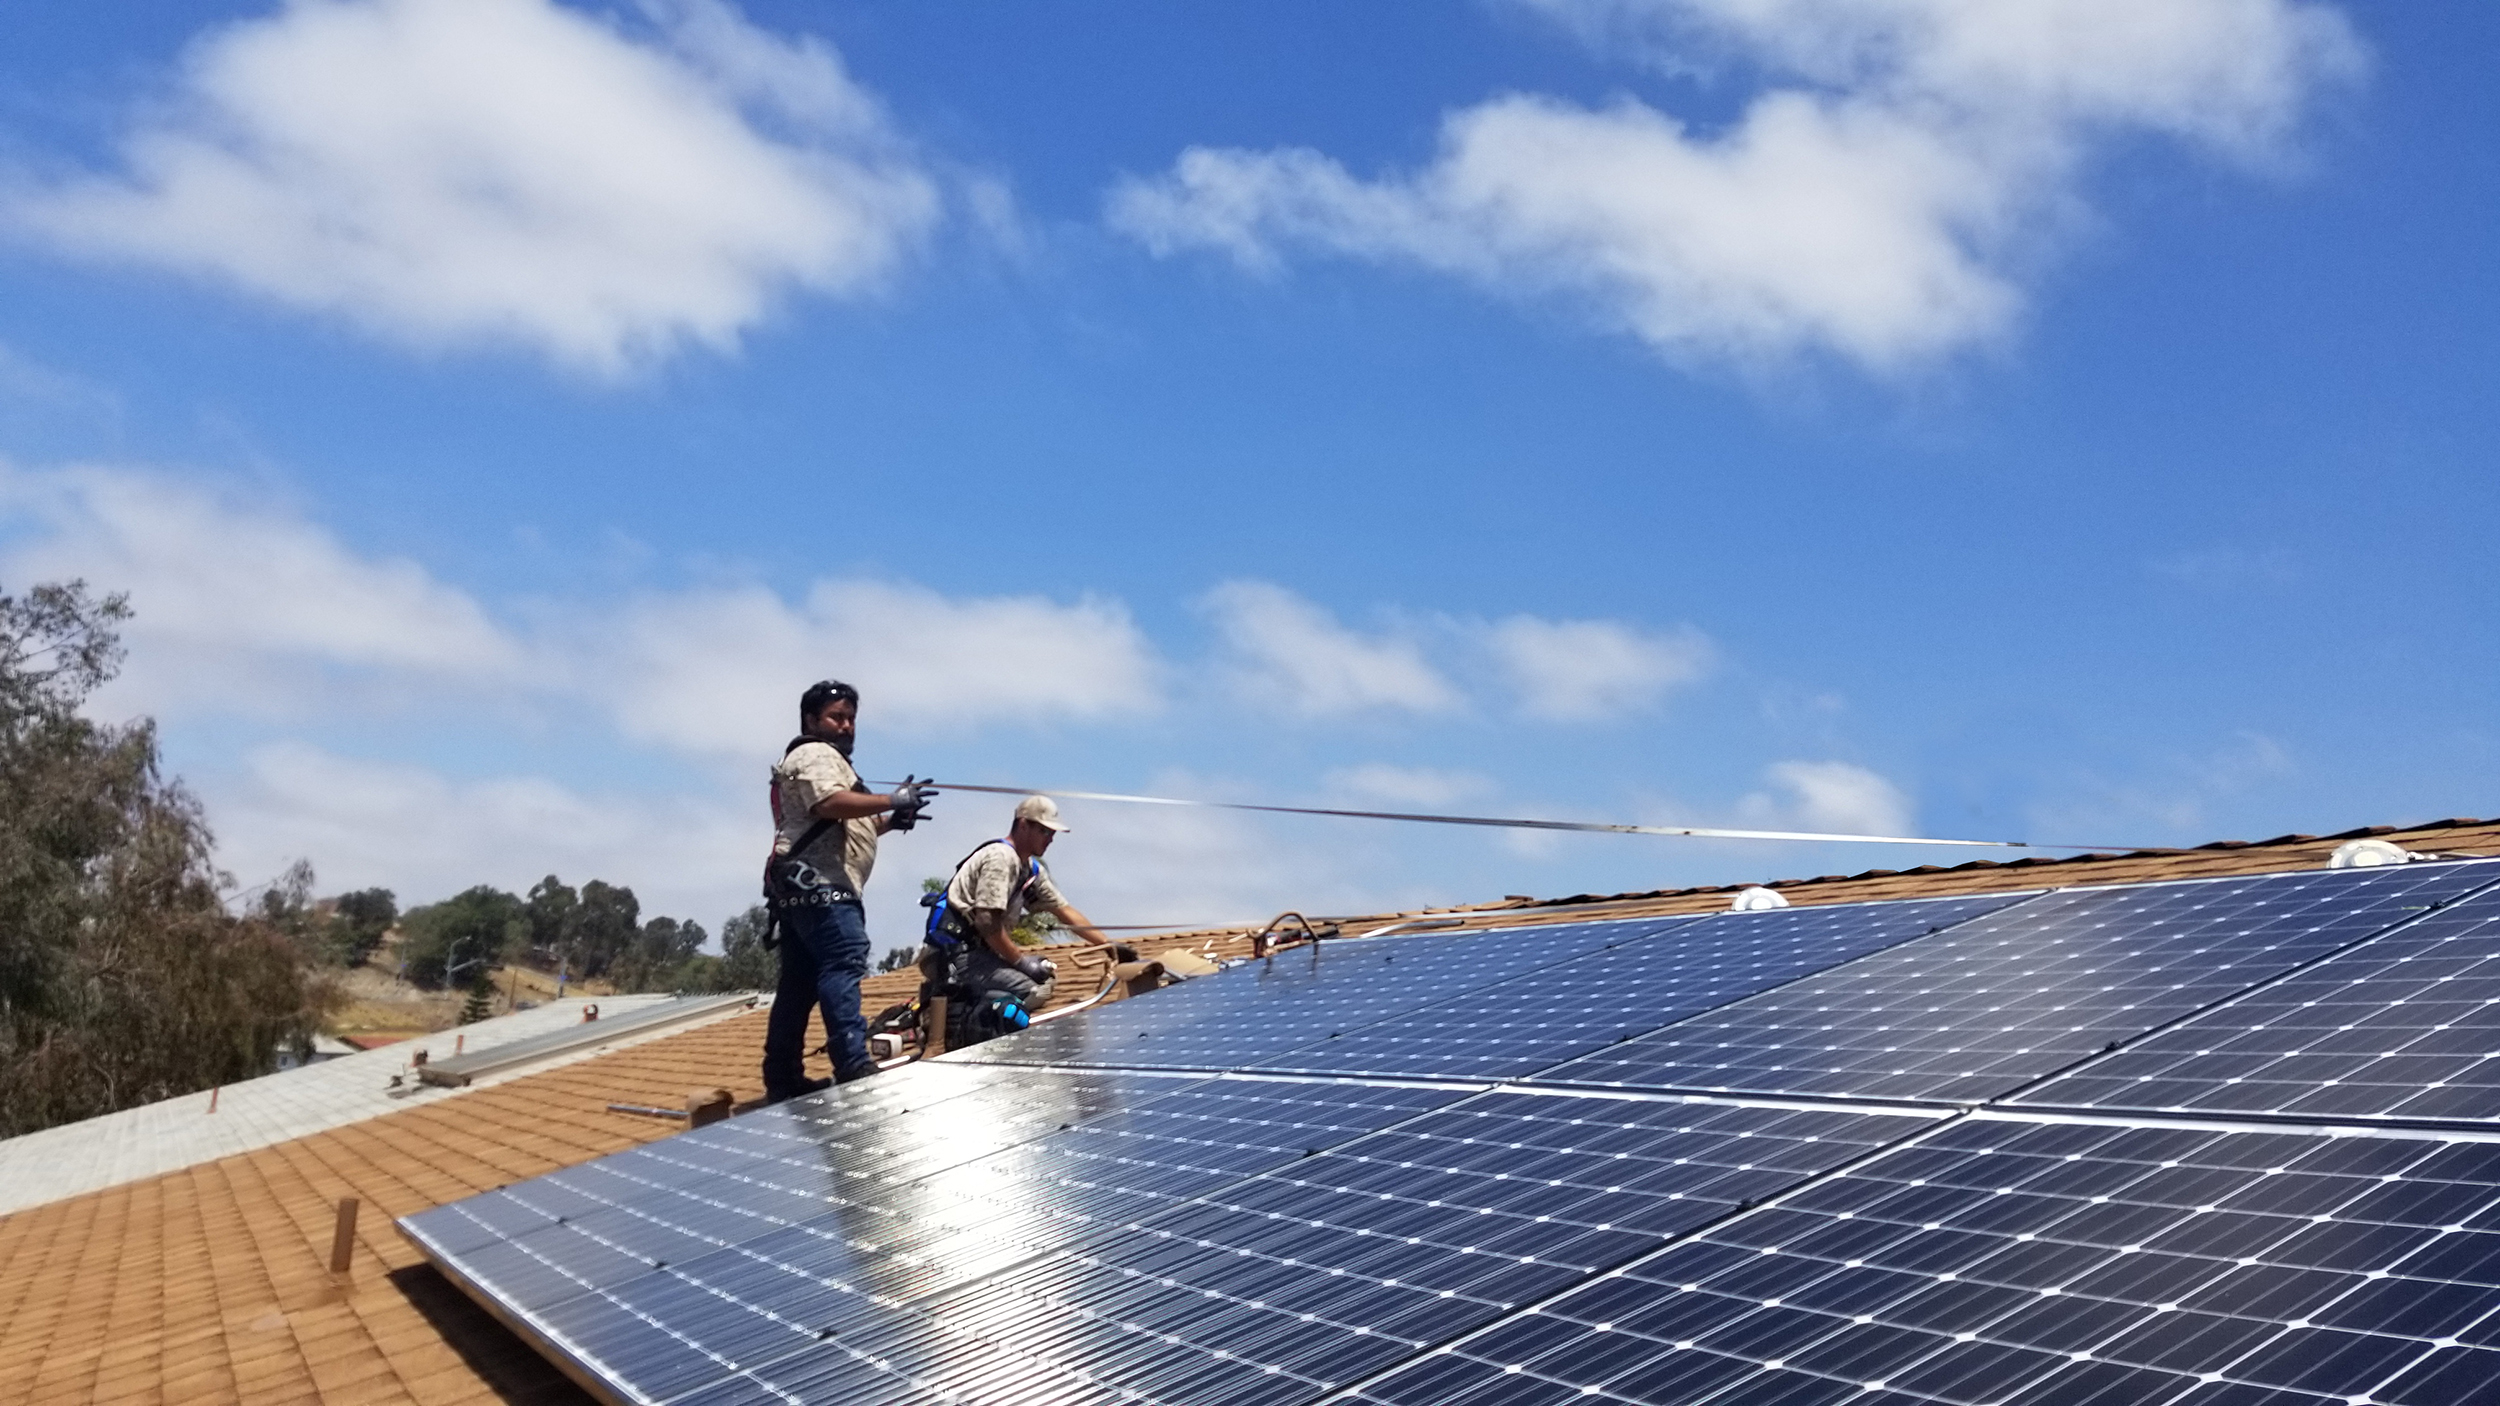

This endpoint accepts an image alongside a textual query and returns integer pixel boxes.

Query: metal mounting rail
[417,993,756,1088]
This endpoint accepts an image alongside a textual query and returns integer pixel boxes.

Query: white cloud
[215,741,756,924]
[1110,0,2360,372]
[605,578,1165,755]
[0,343,122,432]
[1486,614,1713,720]
[0,462,1159,746]
[1006,773,1440,932]
[1198,580,1458,717]
[2026,731,2294,840]
[6,0,940,376]
[1742,759,1916,835]
[1534,0,2359,154]
[1324,763,1494,808]
[0,462,522,717]
[0,468,1826,921]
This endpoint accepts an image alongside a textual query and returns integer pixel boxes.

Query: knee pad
[975,989,1031,1039]
[945,988,1032,1047]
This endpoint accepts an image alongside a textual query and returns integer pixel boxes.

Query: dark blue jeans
[762,900,875,1092]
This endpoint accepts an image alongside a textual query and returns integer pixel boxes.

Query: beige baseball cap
[1015,794,1071,833]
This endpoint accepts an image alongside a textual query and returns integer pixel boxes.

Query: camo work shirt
[945,840,1065,930]
[771,739,879,893]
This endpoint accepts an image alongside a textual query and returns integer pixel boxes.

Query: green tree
[571,879,640,979]
[525,874,577,967]
[398,885,524,989]
[328,888,397,966]
[611,915,706,992]
[716,906,776,991]
[662,907,779,994]
[0,581,332,1137]
[456,966,495,1025]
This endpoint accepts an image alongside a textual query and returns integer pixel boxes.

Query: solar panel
[403,858,2500,1406]
[403,1067,1469,1402]
[957,916,1697,1073]
[1250,893,2035,1083]
[2017,870,2500,1124]
[663,1092,1945,1405]
[1348,1111,2500,1406]
[1531,863,2500,1105]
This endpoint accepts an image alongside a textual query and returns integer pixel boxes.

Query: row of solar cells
[403,859,2500,1405]
[966,858,2500,1124]
[408,1079,2500,1404]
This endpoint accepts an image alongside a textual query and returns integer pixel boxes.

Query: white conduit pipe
[905,780,2156,854]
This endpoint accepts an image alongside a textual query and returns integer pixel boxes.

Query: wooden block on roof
[684,1089,732,1129]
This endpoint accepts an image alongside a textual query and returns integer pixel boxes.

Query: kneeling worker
[929,795,1111,1048]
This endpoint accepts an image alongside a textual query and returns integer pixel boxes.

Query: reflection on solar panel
[403,858,2500,1406]
[1351,1112,2500,1406]
[403,1066,1469,1401]
[664,1093,1943,1405]
[958,916,1696,1073]
[2020,874,2500,1124]
[1533,863,2500,1104]
[1252,893,2034,1082]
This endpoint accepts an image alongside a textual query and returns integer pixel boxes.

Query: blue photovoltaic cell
[1250,892,2035,1082]
[670,1093,1943,1406]
[2018,868,2500,1123]
[404,1066,1469,1403]
[1348,1113,2500,1406]
[1531,862,2500,1105]
[955,916,1697,1073]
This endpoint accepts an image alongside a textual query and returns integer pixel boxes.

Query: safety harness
[761,735,867,946]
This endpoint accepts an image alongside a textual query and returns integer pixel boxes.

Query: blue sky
[0,0,2490,945]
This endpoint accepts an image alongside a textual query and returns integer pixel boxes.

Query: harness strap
[926,839,1042,947]
[772,733,868,882]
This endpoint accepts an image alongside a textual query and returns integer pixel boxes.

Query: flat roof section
[0,992,726,1217]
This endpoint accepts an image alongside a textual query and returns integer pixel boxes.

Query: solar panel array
[1534,863,2496,1104]
[957,915,1701,1073]
[1249,893,2031,1083]
[1349,1114,2500,1406]
[401,857,2500,1406]
[2015,884,2500,1125]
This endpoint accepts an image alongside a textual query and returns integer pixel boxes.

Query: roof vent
[2328,839,2414,869]
[1731,886,1790,911]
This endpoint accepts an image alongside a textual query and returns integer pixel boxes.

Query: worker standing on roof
[924,795,1112,1049]
[761,679,937,1100]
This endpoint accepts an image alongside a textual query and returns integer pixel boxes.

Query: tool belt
[759,816,857,951]
[762,735,873,943]
[765,852,859,910]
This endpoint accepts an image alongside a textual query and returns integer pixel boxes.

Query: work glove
[887,775,937,832]
[1014,954,1056,983]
